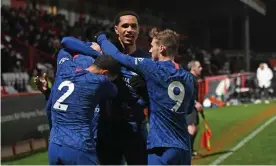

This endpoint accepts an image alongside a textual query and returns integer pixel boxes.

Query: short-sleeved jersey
[97,35,195,150]
[49,49,117,153]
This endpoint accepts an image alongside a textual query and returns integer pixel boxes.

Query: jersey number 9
[168,81,185,112]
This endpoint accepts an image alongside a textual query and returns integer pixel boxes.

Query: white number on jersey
[53,80,75,111]
[168,81,185,112]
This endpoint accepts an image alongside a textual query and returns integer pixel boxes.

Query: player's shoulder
[73,54,94,61]
[169,65,194,82]
[73,54,95,69]
[180,68,195,87]
[179,66,191,75]
[56,59,74,76]
[58,65,80,79]
[89,74,113,90]
[157,61,188,72]
[180,67,194,79]
[57,49,71,64]
[84,72,109,84]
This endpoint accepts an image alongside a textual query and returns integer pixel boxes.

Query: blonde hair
[149,27,180,56]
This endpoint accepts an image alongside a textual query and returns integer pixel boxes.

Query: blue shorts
[148,147,191,165]
[48,143,97,165]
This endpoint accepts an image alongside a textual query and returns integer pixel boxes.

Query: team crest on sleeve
[131,71,138,76]
[59,57,70,64]
[135,58,144,65]
[94,107,100,113]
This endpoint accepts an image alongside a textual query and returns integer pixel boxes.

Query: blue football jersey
[60,40,103,140]
[112,48,150,121]
[45,52,96,129]
[73,54,95,68]
[98,35,195,150]
[49,50,117,153]
[72,54,101,141]
[61,37,101,59]
[61,36,150,122]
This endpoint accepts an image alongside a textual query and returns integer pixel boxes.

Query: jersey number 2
[53,81,75,111]
[168,81,185,112]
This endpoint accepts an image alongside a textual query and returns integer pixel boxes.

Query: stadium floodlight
[239,0,266,15]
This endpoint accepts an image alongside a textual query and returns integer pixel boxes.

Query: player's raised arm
[61,37,102,58]
[56,49,73,65]
[55,49,75,76]
[97,34,156,78]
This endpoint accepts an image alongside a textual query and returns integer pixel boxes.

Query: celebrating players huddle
[35,11,195,165]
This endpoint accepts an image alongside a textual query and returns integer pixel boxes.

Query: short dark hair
[93,55,121,80]
[113,10,140,25]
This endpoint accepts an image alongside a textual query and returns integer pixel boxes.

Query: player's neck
[118,38,136,55]
[86,66,98,74]
[124,45,136,55]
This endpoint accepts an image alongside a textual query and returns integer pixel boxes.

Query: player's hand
[195,101,203,112]
[130,75,146,90]
[34,73,49,94]
[130,75,149,100]
[90,42,103,54]
[93,31,110,42]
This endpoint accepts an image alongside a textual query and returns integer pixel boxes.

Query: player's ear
[159,45,166,54]
[114,25,119,35]
[100,69,108,75]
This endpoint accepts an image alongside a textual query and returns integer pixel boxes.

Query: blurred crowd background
[1,0,276,98]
